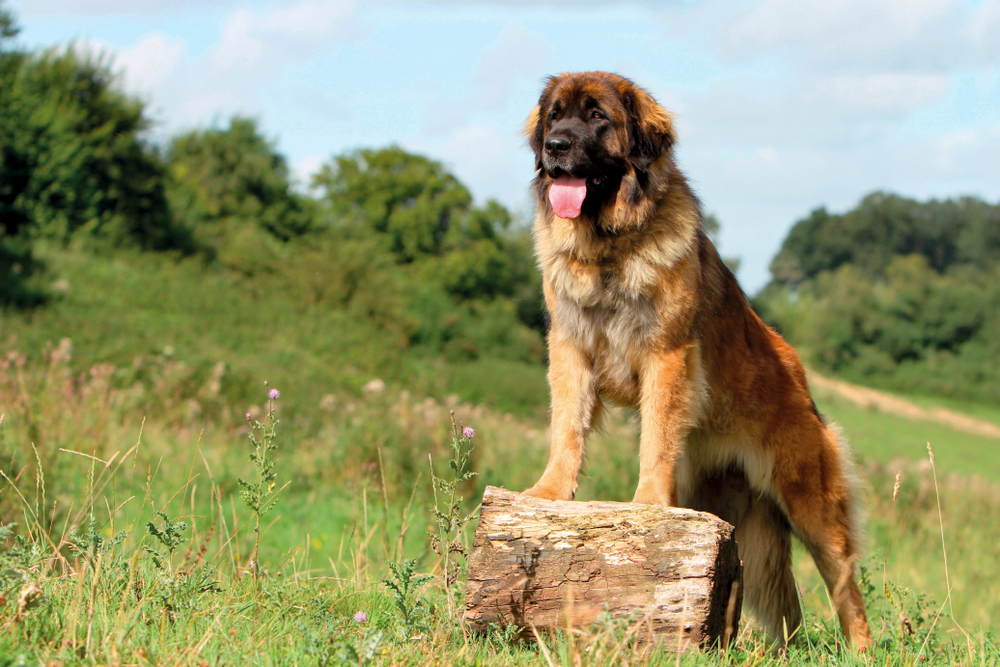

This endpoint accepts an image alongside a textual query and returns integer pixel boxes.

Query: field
[2,249,1000,665]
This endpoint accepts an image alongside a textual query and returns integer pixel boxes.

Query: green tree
[757,191,1000,402]
[166,117,314,256]
[0,1,35,304]
[0,1,16,44]
[955,198,1000,270]
[312,146,473,262]
[1,46,183,250]
[768,192,1000,288]
[312,146,536,306]
[307,146,546,358]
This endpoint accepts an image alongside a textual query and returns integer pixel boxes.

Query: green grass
[1,247,548,426]
[4,247,1000,664]
[813,387,1000,482]
[3,381,998,665]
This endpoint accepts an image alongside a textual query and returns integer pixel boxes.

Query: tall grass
[2,345,1000,664]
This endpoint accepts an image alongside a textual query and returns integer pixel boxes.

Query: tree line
[757,192,1000,403]
[0,2,544,363]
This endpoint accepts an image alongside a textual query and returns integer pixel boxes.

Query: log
[464,486,742,650]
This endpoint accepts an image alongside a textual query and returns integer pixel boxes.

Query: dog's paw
[523,483,575,501]
[631,487,671,507]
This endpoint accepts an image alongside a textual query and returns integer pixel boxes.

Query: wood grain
[465,486,742,650]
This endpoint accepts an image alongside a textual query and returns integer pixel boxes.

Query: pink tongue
[548,176,587,219]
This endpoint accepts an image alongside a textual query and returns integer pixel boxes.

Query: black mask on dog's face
[527,72,676,221]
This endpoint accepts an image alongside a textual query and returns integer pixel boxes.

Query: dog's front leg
[633,345,699,507]
[524,336,602,501]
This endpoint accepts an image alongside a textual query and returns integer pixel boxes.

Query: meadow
[4,15,1000,662]
[2,250,1000,666]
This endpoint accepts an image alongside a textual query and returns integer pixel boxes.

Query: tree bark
[465,486,742,651]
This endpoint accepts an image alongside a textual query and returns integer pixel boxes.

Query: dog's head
[526,72,677,222]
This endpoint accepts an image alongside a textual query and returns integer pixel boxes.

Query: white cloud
[421,100,468,137]
[109,0,365,131]
[411,122,534,209]
[971,0,1000,61]
[266,0,361,40]
[724,0,969,71]
[472,24,551,110]
[23,0,239,15]
[374,0,659,5]
[115,32,185,95]
[811,73,950,115]
[923,124,1000,182]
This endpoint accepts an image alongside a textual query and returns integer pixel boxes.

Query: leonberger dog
[523,71,871,649]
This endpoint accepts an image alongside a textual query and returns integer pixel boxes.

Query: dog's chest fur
[536,213,696,402]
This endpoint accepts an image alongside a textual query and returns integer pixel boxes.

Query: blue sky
[10,0,1000,292]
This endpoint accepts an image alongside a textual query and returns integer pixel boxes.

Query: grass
[3,248,1000,664]
[813,386,1000,482]
[1,247,548,427]
[3,349,1000,665]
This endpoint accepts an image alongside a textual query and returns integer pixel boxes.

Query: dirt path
[807,372,1000,440]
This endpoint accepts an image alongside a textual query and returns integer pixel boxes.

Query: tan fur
[523,72,871,649]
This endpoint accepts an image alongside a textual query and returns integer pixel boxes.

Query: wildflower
[462,426,476,439]
[268,388,280,400]
[245,412,251,421]
[354,610,367,623]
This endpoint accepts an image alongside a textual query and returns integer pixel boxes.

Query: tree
[1,46,184,250]
[0,0,28,239]
[313,146,532,303]
[768,192,1000,288]
[312,146,473,262]
[757,191,1000,402]
[166,117,314,250]
[0,1,17,45]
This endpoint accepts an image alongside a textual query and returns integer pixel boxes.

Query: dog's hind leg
[681,466,801,648]
[773,422,872,649]
[736,497,802,648]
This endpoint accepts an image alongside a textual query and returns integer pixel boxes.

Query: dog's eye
[590,110,606,121]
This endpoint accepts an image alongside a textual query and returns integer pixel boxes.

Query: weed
[429,411,478,617]
[301,618,386,667]
[380,558,432,641]
[0,339,998,664]
[238,383,283,581]
[143,510,188,569]
[0,524,47,595]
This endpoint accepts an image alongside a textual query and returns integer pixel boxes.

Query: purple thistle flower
[245,412,251,421]
[354,610,367,623]
[463,427,475,439]
[268,388,280,400]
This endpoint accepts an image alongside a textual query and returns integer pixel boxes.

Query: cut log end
[464,486,743,651]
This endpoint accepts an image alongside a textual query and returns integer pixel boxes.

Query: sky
[9,0,1000,293]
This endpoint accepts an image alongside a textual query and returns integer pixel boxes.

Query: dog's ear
[523,104,544,171]
[620,82,676,173]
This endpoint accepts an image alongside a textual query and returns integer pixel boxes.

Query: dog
[522,71,871,649]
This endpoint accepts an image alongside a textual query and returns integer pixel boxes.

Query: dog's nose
[545,136,571,153]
